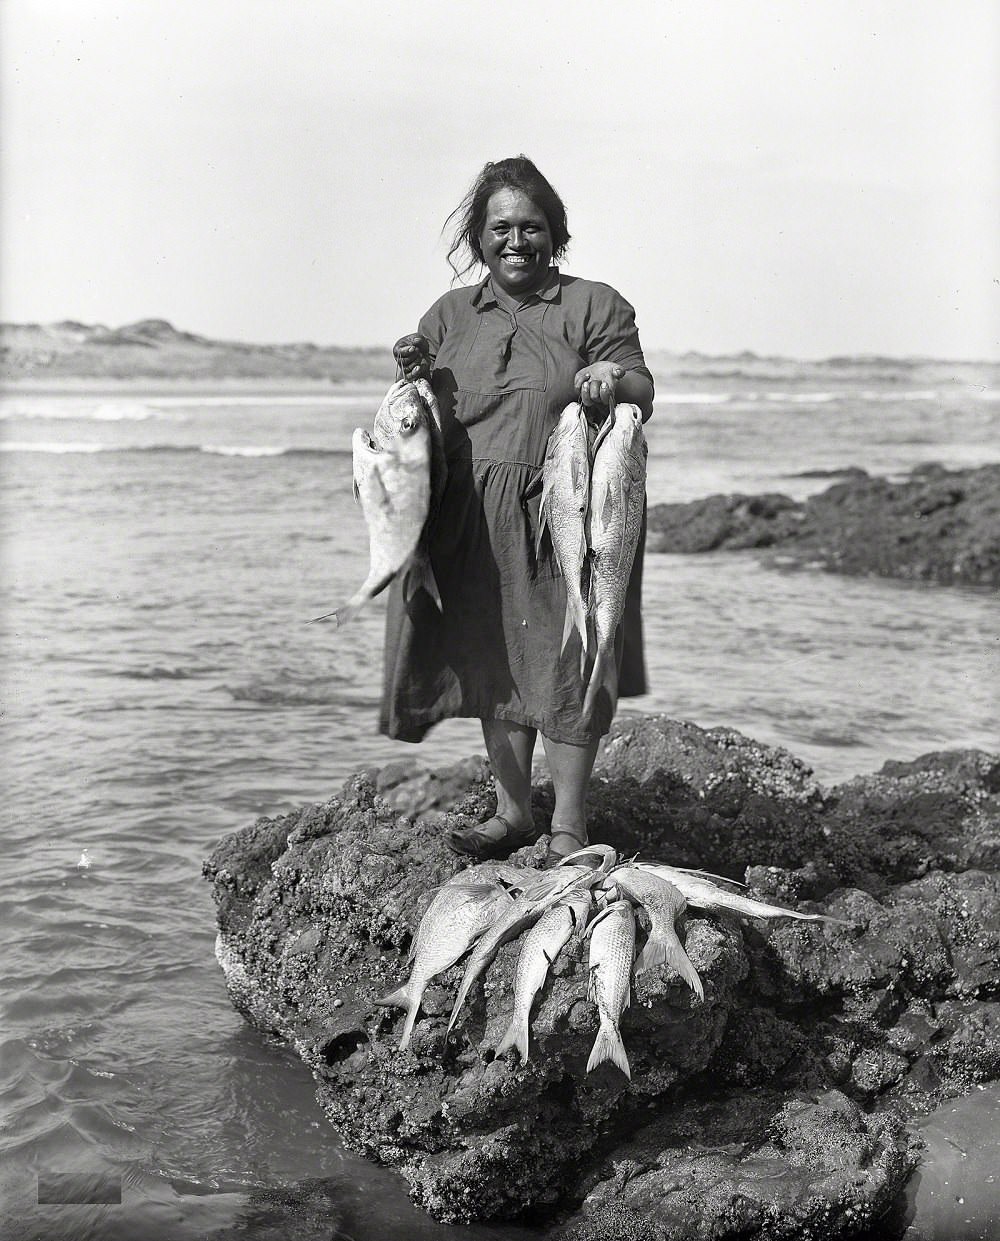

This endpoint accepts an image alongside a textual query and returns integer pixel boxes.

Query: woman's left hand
[575,362,624,409]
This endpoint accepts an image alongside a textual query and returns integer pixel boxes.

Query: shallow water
[2,368,998,1238]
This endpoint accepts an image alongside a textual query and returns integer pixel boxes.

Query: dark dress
[379,268,653,745]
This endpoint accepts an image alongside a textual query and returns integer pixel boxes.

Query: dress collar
[469,266,561,311]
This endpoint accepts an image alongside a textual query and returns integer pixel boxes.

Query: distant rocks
[0,318,394,382]
[203,716,1000,1237]
[647,463,1000,588]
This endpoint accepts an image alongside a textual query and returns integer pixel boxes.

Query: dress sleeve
[583,284,654,388]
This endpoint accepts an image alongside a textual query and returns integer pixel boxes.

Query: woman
[386,155,654,864]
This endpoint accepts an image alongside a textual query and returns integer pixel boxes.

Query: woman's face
[479,187,554,300]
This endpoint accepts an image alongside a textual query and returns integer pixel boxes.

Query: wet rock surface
[203,716,1000,1237]
[645,463,1000,588]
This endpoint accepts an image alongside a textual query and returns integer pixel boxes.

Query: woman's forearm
[617,370,654,421]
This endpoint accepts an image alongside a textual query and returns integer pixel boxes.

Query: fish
[610,865,703,997]
[538,402,593,661]
[375,879,512,1050]
[309,380,443,626]
[585,898,636,1078]
[495,889,593,1063]
[634,862,848,924]
[581,403,647,723]
[447,865,603,1036]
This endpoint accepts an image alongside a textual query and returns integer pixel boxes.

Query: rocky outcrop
[645,464,1000,589]
[203,717,1000,1237]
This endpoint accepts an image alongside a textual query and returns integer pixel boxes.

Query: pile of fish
[310,378,446,626]
[538,402,647,722]
[377,845,842,1078]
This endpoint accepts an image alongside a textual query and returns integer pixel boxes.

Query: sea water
[2,364,998,1239]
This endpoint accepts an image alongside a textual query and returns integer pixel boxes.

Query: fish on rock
[538,402,593,662]
[495,889,593,1063]
[447,866,603,1037]
[376,879,511,1051]
[610,865,703,998]
[634,862,849,924]
[581,403,647,723]
[585,898,636,1078]
[310,379,444,626]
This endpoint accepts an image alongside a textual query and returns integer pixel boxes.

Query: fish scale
[309,379,444,626]
[538,402,593,663]
[586,898,636,1078]
[582,403,647,723]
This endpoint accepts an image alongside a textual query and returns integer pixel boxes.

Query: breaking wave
[0,442,349,457]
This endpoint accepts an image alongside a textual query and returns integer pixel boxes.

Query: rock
[646,464,1000,588]
[553,1088,917,1241]
[202,717,1000,1233]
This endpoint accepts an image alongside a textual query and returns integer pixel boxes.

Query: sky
[1,1,998,358]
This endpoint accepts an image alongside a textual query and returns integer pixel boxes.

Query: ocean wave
[654,393,732,405]
[0,440,109,453]
[111,665,221,681]
[0,400,171,421]
[0,441,349,457]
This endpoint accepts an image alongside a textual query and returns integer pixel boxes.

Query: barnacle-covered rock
[203,718,1000,1232]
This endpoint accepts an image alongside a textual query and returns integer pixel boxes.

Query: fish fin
[587,1021,631,1079]
[352,479,361,504]
[635,936,705,999]
[495,1015,529,1063]
[581,647,619,725]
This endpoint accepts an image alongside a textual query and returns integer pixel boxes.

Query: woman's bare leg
[477,719,537,839]
[540,734,600,855]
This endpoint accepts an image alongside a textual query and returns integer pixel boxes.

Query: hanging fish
[538,402,593,662]
[581,404,647,723]
[309,379,445,626]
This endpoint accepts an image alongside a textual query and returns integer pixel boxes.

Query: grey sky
[2,0,997,357]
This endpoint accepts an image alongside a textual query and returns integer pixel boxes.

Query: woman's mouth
[502,254,534,267]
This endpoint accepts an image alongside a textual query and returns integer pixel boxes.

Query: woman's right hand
[393,333,432,381]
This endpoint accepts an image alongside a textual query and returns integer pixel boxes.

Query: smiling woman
[387,156,654,866]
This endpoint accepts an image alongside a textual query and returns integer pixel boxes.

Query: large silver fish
[447,865,603,1036]
[581,403,647,723]
[375,879,511,1051]
[585,898,636,1078]
[538,402,592,661]
[495,889,593,1063]
[634,862,847,924]
[610,865,703,997]
[309,379,444,626]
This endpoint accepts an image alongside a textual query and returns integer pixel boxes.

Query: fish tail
[560,591,588,658]
[587,1018,631,1079]
[402,547,442,612]
[495,1013,530,1062]
[635,936,705,1000]
[374,983,422,1051]
[307,570,394,627]
[446,975,474,1035]
[581,645,618,724]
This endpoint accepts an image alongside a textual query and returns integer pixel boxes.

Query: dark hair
[444,155,571,280]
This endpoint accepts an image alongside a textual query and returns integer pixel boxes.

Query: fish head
[373,379,430,444]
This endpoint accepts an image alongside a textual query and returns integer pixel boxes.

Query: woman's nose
[508,226,525,249]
